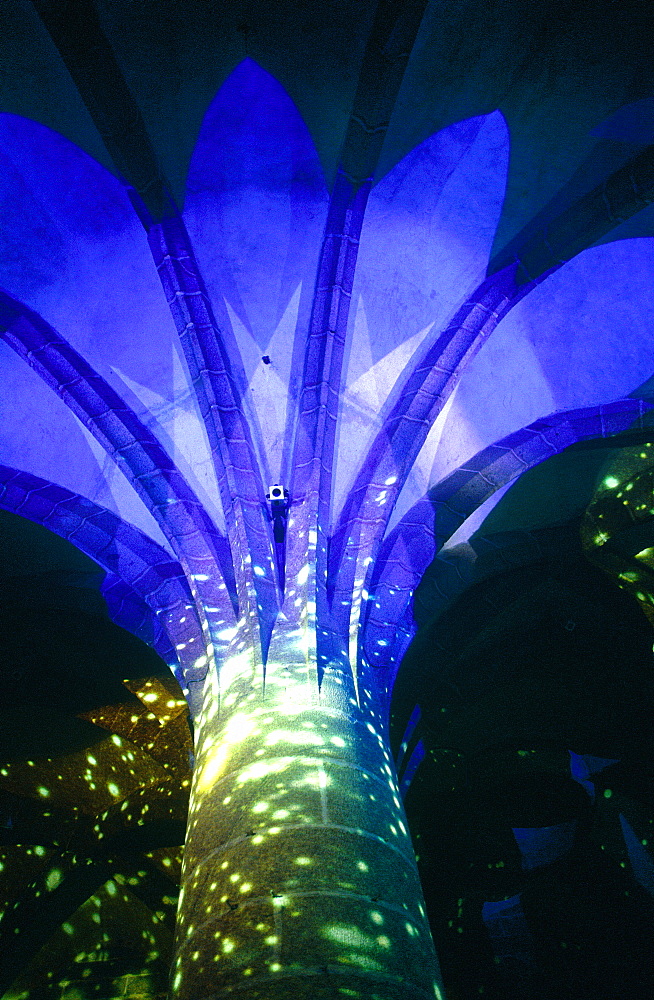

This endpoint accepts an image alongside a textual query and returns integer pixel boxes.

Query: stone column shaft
[172,635,443,999]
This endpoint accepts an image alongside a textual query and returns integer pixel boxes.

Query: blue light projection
[481,894,535,971]
[512,822,577,871]
[619,813,654,898]
[2,46,654,999]
[569,752,620,800]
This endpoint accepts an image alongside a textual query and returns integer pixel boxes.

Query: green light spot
[604,788,613,799]
[37,787,50,798]
[46,869,62,891]
[604,476,620,489]
[107,783,120,797]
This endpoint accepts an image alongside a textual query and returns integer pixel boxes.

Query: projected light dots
[585,442,654,613]
[169,610,441,1000]
[0,738,157,816]
[0,671,193,999]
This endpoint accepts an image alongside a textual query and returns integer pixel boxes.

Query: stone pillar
[171,629,443,999]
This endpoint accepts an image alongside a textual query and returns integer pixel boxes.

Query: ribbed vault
[2,3,654,999]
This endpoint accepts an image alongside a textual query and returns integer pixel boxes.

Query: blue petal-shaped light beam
[184,58,328,361]
[336,111,510,519]
[0,113,182,401]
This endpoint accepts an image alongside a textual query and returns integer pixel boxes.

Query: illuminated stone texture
[173,623,436,998]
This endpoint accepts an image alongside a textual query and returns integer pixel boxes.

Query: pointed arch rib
[286,0,429,656]
[330,263,525,649]
[491,145,654,282]
[0,292,233,631]
[361,398,654,675]
[147,213,280,638]
[0,464,213,686]
[100,571,176,665]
